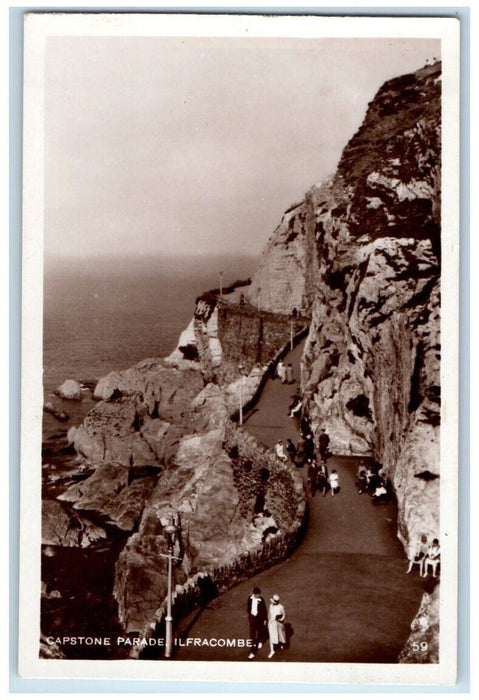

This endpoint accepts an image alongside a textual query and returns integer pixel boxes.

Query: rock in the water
[44,402,70,422]
[41,581,62,599]
[66,426,77,445]
[56,379,82,400]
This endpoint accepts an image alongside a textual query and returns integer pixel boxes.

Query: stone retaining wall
[131,424,306,659]
[217,300,308,384]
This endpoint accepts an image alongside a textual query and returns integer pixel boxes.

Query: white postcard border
[19,12,461,686]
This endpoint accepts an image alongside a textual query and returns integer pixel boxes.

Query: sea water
[41,253,257,657]
[43,254,256,435]
[44,254,256,396]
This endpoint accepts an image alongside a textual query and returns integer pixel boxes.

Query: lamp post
[238,363,244,426]
[290,317,294,351]
[219,270,223,297]
[161,516,179,659]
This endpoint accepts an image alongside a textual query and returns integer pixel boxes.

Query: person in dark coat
[318,428,330,460]
[295,435,305,468]
[286,438,297,463]
[301,416,311,437]
[317,461,329,496]
[247,587,268,659]
[303,433,315,461]
[307,458,320,497]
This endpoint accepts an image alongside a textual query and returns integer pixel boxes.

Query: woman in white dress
[267,594,286,658]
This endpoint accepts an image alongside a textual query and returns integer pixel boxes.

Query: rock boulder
[56,379,82,400]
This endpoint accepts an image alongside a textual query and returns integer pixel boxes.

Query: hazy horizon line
[45,251,259,262]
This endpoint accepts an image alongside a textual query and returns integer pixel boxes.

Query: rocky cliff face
[112,385,305,636]
[250,62,442,561]
[238,63,443,662]
[43,60,442,658]
[246,200,319,315]
[309,62,441,557]
[52,357,305,639]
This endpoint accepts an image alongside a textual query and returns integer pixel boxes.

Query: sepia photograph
[19,12,460,685]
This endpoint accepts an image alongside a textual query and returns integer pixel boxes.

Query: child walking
[329,469,340,496]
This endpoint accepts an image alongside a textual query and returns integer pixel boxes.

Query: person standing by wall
[286,438,297,463]
[247,587,268,659]
[276,360,286,383]
[267,594,286,658]
[307,458,320,498]
[318,428,330,460]
[286,363,294,384]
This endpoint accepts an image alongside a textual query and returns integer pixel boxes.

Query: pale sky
[44,36,440,262]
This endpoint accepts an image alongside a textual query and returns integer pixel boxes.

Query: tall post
[165,544,173,659]
[163,518,178,659]
[290,318,294,351]
[220,270,223,297]
[239,376,243,426]
[238,364,244,426]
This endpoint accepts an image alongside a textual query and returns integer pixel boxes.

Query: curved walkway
[175,341,426,663]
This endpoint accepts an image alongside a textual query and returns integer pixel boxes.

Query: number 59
[412,641,428,652]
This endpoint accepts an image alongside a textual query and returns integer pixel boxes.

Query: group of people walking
[307,459,340,497]
[247,587,287,660]
[276,360,295,385]
[273,423,341,497]
[274,420,331,467]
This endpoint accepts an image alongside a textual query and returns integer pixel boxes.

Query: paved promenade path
[175,341,426,663]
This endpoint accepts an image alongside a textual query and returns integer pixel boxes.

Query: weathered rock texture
[58,464,159,531]
[72,359,203,466]
[43,61,443,659]
[167,290,307,387]
[112,387,305,636]
[42,500,107,548]
[244,62,442,657]
[251,61,442,555]
[247,201,319,314]
[399,584,440,663]
[306,62,442,553]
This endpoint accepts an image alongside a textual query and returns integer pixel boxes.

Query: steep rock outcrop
[399,585,440,663]
[112,387,304,635]
[246,198,319,315]
[58,464,159,531]
[246,62,443,654]
[72,359,204,466]
[42,500,107,548]
[254,61,442,552]
[305,62,442,551]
